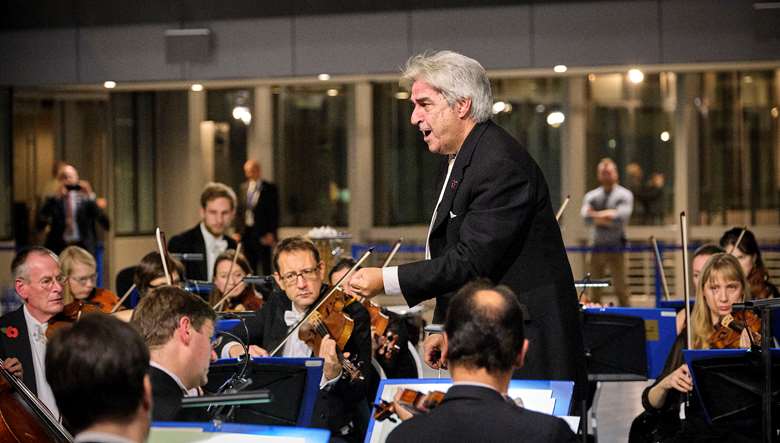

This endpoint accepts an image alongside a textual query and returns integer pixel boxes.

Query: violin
[46,300,103,339]
[297,288,364,381]
[374,388,446,422]
[748,268,777,300]
[708,310,762,349]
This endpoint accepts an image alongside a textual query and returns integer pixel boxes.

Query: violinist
[674,244,725,334]
[720,227,779,300]
[387,280,576,443]
[208,249,264,312]
[133,251,184,299]
[60,245,119,313]
[46,313,152,443]
[0,246,63,419]
[217,236,371,442]
[632,253,758,442]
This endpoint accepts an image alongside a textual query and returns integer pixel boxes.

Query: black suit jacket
[168,224,237,281]
[222,286,372,440]
[237,180,279,237]
[387,385,577,443]
[36,194,110,256]
[397,120,586,388]
[0,306,37,395]
[149,366,209,422]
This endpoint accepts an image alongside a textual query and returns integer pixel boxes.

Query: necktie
[33,325,47,344]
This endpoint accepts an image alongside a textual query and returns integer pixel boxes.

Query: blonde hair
[59,246,97,305]
[690,253,752,349]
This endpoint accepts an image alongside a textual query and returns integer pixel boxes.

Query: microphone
[183,280,214,295]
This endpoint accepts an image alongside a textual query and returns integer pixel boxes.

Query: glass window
[0,88,10,240]
[586,72,676,225]
[206,89,251,194]
[273,85,349,227]
[696,70,780,226]
[373,82,437,226]
[111,92,156,235]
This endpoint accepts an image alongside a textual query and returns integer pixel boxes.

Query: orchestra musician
[130,285,216,421]
[720,227,779,300]
[59,245,119,313]
[674,244,725,334]
[168,182,238,282]
[133,251,184,300]
[0,246,63,419]
[631,253,759,442]
[386,280,577,443]
[46,313,152,443]
[217,236,372,442]
[208,249,264,311]
[348,50,586,399]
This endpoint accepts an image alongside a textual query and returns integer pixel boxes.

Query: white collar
[23,304,47,330]
[199,222,223,244]
[150,360,189,394]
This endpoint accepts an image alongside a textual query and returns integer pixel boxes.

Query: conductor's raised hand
[348,268,385,299]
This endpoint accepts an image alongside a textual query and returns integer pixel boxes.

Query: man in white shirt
[168,182,238,282]
[131,285,217,421]
[46,313,152,443]
[0,246,64,419]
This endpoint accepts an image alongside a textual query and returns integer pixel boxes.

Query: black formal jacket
[36,194,110,256]
[387,385,577,443]
[397,120,586,388]
[221,286,372,441]
[149,366,209,422]
[236,180,279,238]
[0,306,37,395]
[168,224,237,281]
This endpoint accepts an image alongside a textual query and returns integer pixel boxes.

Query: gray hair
[12,246,59,281]
[401,50,493,124]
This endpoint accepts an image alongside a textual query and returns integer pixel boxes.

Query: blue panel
[215,318,240,332]
[585,307,677,379]
[152,421,330,442]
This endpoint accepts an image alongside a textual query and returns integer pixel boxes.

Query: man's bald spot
[471,289,508,319]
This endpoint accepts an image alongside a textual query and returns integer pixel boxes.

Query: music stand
[583,312,648,381]
[205,357,323,427]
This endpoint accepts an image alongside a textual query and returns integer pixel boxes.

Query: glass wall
[207,88,251,193]
[696,70,780,226]
[586,72,676,225]
[0,88,11,240]
[273,85,349,227]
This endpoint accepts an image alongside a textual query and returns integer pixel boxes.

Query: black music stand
[583,312,648,381]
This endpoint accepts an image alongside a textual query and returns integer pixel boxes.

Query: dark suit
[149,365,209,422]
[397,120,586,392]
[236,180,279,275]
[222,286,372,441]
[36,194,110,256]
[168,224,237,282]
[387,385,577,443]
[0,306,37,394]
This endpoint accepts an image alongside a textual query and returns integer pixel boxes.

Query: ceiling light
[326,88,339,97]
[660,131,671,142]
[103,81,116,89]
[546,111,565,127]
[191,84,204,92]
[553,65,568,73]
[627,69,644,84]
[317,73,331,81]
[394,91,410,100]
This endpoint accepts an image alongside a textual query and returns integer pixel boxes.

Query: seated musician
[208,249,264,312]
[59,245,118,312]
[675,243,725,334]
[131,286,216,421]
[46,313,151,443]
[133,251,184,299]
[720,227,779,300]
[632,253,758,442]
[387,280,577,443]
[218,236,372,442]
[329,258,418,379]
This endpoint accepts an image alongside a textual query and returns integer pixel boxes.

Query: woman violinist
[59,246,118,313]
[631,253,759,442]
[208,250,263,312]
[720,227,779,300]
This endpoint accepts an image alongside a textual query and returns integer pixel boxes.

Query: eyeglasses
[70,274,97,285]
[37,275,67,289]
[279,266,320,286]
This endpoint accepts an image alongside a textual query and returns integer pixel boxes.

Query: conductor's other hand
[423,334,447,370]
[349,268,385,299]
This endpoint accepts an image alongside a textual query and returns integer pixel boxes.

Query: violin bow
[650,236,671,302]
[728,226,748,255]
[213,244,242,311]
[555,195,571,223]
[111,284,136,313]
[680,212,692,349]
[381,238,403,268]
[155,227,172,286]
[269,247,374,357]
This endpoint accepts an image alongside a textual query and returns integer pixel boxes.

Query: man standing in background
[237,160,279,275]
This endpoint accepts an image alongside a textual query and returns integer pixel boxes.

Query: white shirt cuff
[320,367,342,390]
[382,266,402,296]
[221,341,242,359]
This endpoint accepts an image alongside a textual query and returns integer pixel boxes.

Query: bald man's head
[243,160,261,181]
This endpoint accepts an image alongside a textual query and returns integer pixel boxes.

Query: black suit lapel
[2,308,37,394]
[267,294,293,355]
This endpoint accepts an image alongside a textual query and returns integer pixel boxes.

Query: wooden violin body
[708,310,762,349]
[46,300,103,339]
[374,388,446,422]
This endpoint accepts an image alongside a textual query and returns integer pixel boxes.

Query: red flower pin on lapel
[2,326,19,339]
[450,178,459,190]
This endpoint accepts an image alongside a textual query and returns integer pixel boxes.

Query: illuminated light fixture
[660,131,671,142]
[743,75,753,83]
[546,111,565,127]
[191,83,204,92]
[394,91,410,100]
[103,81,117,89]
[535,104,546,113]
[317,73,331,81]
[553,65,568,73]
[326,88,339,97]
[588,73,596,82]
[771,107,779,119]
[627,69,644,84]
[492,101,507,114]
[232,105,252,125]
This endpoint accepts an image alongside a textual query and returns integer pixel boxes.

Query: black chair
[115,266,137,308]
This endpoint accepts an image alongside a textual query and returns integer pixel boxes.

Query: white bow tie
[284,310,302,327]
[214,238,228,253]
[33,325,47,344]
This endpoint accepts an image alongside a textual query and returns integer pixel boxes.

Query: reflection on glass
[207,89,251,194]
[586,72,675,225]
[273,86,349,227]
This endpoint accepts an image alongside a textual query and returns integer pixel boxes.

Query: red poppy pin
[2,326,19,339]
[450,178,459,190]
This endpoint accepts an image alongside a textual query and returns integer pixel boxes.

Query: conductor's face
[274,250,325,312]
[410,80,467,156]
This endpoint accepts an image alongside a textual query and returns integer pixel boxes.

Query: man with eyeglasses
[217,236,372,442]
[0,246,65,419]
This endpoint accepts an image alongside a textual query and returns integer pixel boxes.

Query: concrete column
[348,82,373,242]
[249,86,275,181]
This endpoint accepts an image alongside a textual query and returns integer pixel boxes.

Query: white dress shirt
[22,305,60,420]
[200,222,228,281]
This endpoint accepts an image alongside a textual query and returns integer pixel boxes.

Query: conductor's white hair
[401,50,492,124]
